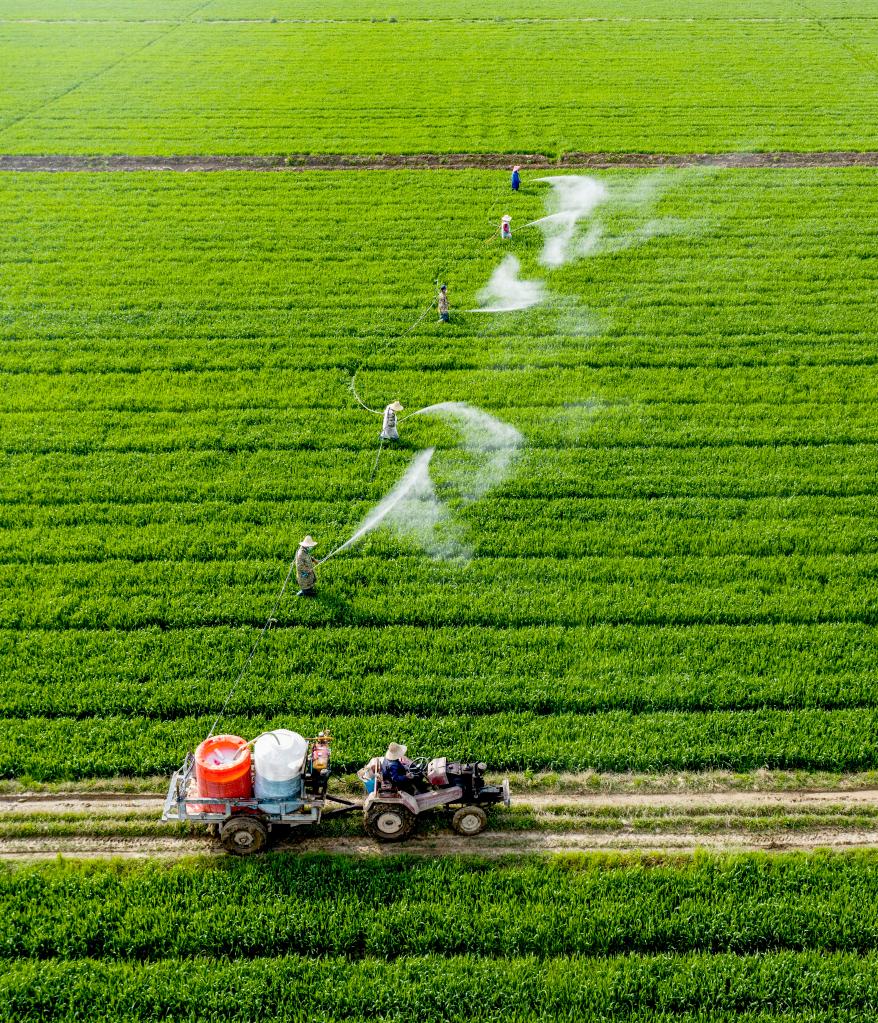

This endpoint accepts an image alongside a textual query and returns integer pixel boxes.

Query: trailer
[162,746,358,855]
[163,733,511,855]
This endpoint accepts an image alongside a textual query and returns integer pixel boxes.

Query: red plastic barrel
[195,734,253,812]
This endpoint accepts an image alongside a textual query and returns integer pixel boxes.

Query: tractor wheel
[451,805,488,837]
[220,815,269,855]
[365,804,416,843]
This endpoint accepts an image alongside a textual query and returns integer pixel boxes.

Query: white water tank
[253,729,309,805]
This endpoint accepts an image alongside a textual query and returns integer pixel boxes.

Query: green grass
[1,167,878,778]
[6,852,878,957]
[4,950,878,1021]
[1,2,878,152]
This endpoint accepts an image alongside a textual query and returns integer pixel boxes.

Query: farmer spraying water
[437,284,449,323]
[295,535,319,597]
[380,401,404,441]
[500,215,512,240]
[511,166,521,191]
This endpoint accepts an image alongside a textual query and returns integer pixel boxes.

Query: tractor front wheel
[365,804,416,843]
[451,805,487,836]
[220,815,269,855]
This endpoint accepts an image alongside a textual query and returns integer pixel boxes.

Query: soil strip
[3,152,878,172]
[2,828,877,862]
[5,788,878,816]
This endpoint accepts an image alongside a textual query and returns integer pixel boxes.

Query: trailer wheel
[365,804,416,842]
[220,816,268,855]
[452,805,487,836]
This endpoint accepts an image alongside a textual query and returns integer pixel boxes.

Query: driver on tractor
[381,743,431,795]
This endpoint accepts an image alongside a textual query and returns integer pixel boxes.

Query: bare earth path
[3,152,878,172]
[4,788,878,861]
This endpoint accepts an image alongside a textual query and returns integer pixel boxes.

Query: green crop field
[5,852,878,1020]
[2,0,878,153]
[4,0,878,1018]
[1,168,877,779]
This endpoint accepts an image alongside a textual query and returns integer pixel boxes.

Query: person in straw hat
[381,742,429,794]
[500,214,512,240]
[437,284,449,323]
[295,535,319,597]
[380,401,404,442]
[511,166,521,192]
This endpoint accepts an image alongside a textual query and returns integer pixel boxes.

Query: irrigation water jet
[320,447,439,563]
[470,255,546,313]
[404,401,524,502]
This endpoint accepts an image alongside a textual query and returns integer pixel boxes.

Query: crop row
[4,400,878,453]
[3,707,877,778]
[0,620,872,699]
[0,18,874,153]
[5,950,878,1022]
[0,333,875,376]
[0,497,875,561]
[4,0,863,25]
[3,445,878,506]
[1,553,877,630]
[7,852,878,959]
[2,620,875,719]
[2,364,877,414]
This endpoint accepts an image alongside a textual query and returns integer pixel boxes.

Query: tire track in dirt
[4,789,878,862]
[5,788,878,815]
[3,827,878,862]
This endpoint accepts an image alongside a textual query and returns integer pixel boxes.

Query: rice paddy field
[2,0,878,153]
[4,0,878,1019]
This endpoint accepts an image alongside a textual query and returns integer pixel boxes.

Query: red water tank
[194,734,253,812]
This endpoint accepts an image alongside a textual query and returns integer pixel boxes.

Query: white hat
[512,165,521,171]
[388,400,404,412]
[502,214,512,223]
[385,742,407,761]
[299,535,318,548]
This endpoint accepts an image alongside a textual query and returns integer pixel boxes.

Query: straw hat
[388,400,404,412]
[512,165,520,172]
[502,214,512,223]
[385,742,407,761]
[299,535,318,548]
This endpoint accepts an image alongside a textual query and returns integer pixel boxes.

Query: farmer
[511,165,521,191]
[380,400,404,441]
[295,535,319,597]
[500,214,512,240]
[381,743,430,795]
[437,283,449,323]
[357,755,384,794]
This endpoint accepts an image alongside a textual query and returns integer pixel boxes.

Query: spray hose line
[206,557,297,740]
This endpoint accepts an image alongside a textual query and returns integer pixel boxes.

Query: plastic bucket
[253,729,308,812]
[194,734,253,813]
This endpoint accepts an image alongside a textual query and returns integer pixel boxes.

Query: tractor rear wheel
[365,804,416,843]
[451,805,488,836]
[220,815,269,855]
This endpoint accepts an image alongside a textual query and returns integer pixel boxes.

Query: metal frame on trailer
[161,753,359,830]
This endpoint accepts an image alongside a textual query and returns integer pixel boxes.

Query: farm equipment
[363,756,511,842]
[162,731,359,854]
[162,731,510,854]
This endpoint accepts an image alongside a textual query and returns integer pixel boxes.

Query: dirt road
[3,152,878,172]
[4,788,878,861]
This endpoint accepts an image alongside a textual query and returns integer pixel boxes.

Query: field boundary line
[4,152,878,171]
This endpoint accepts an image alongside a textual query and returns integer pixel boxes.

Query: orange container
[194,734,253,812]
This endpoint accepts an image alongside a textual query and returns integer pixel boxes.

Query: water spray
[319,447,437,564]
